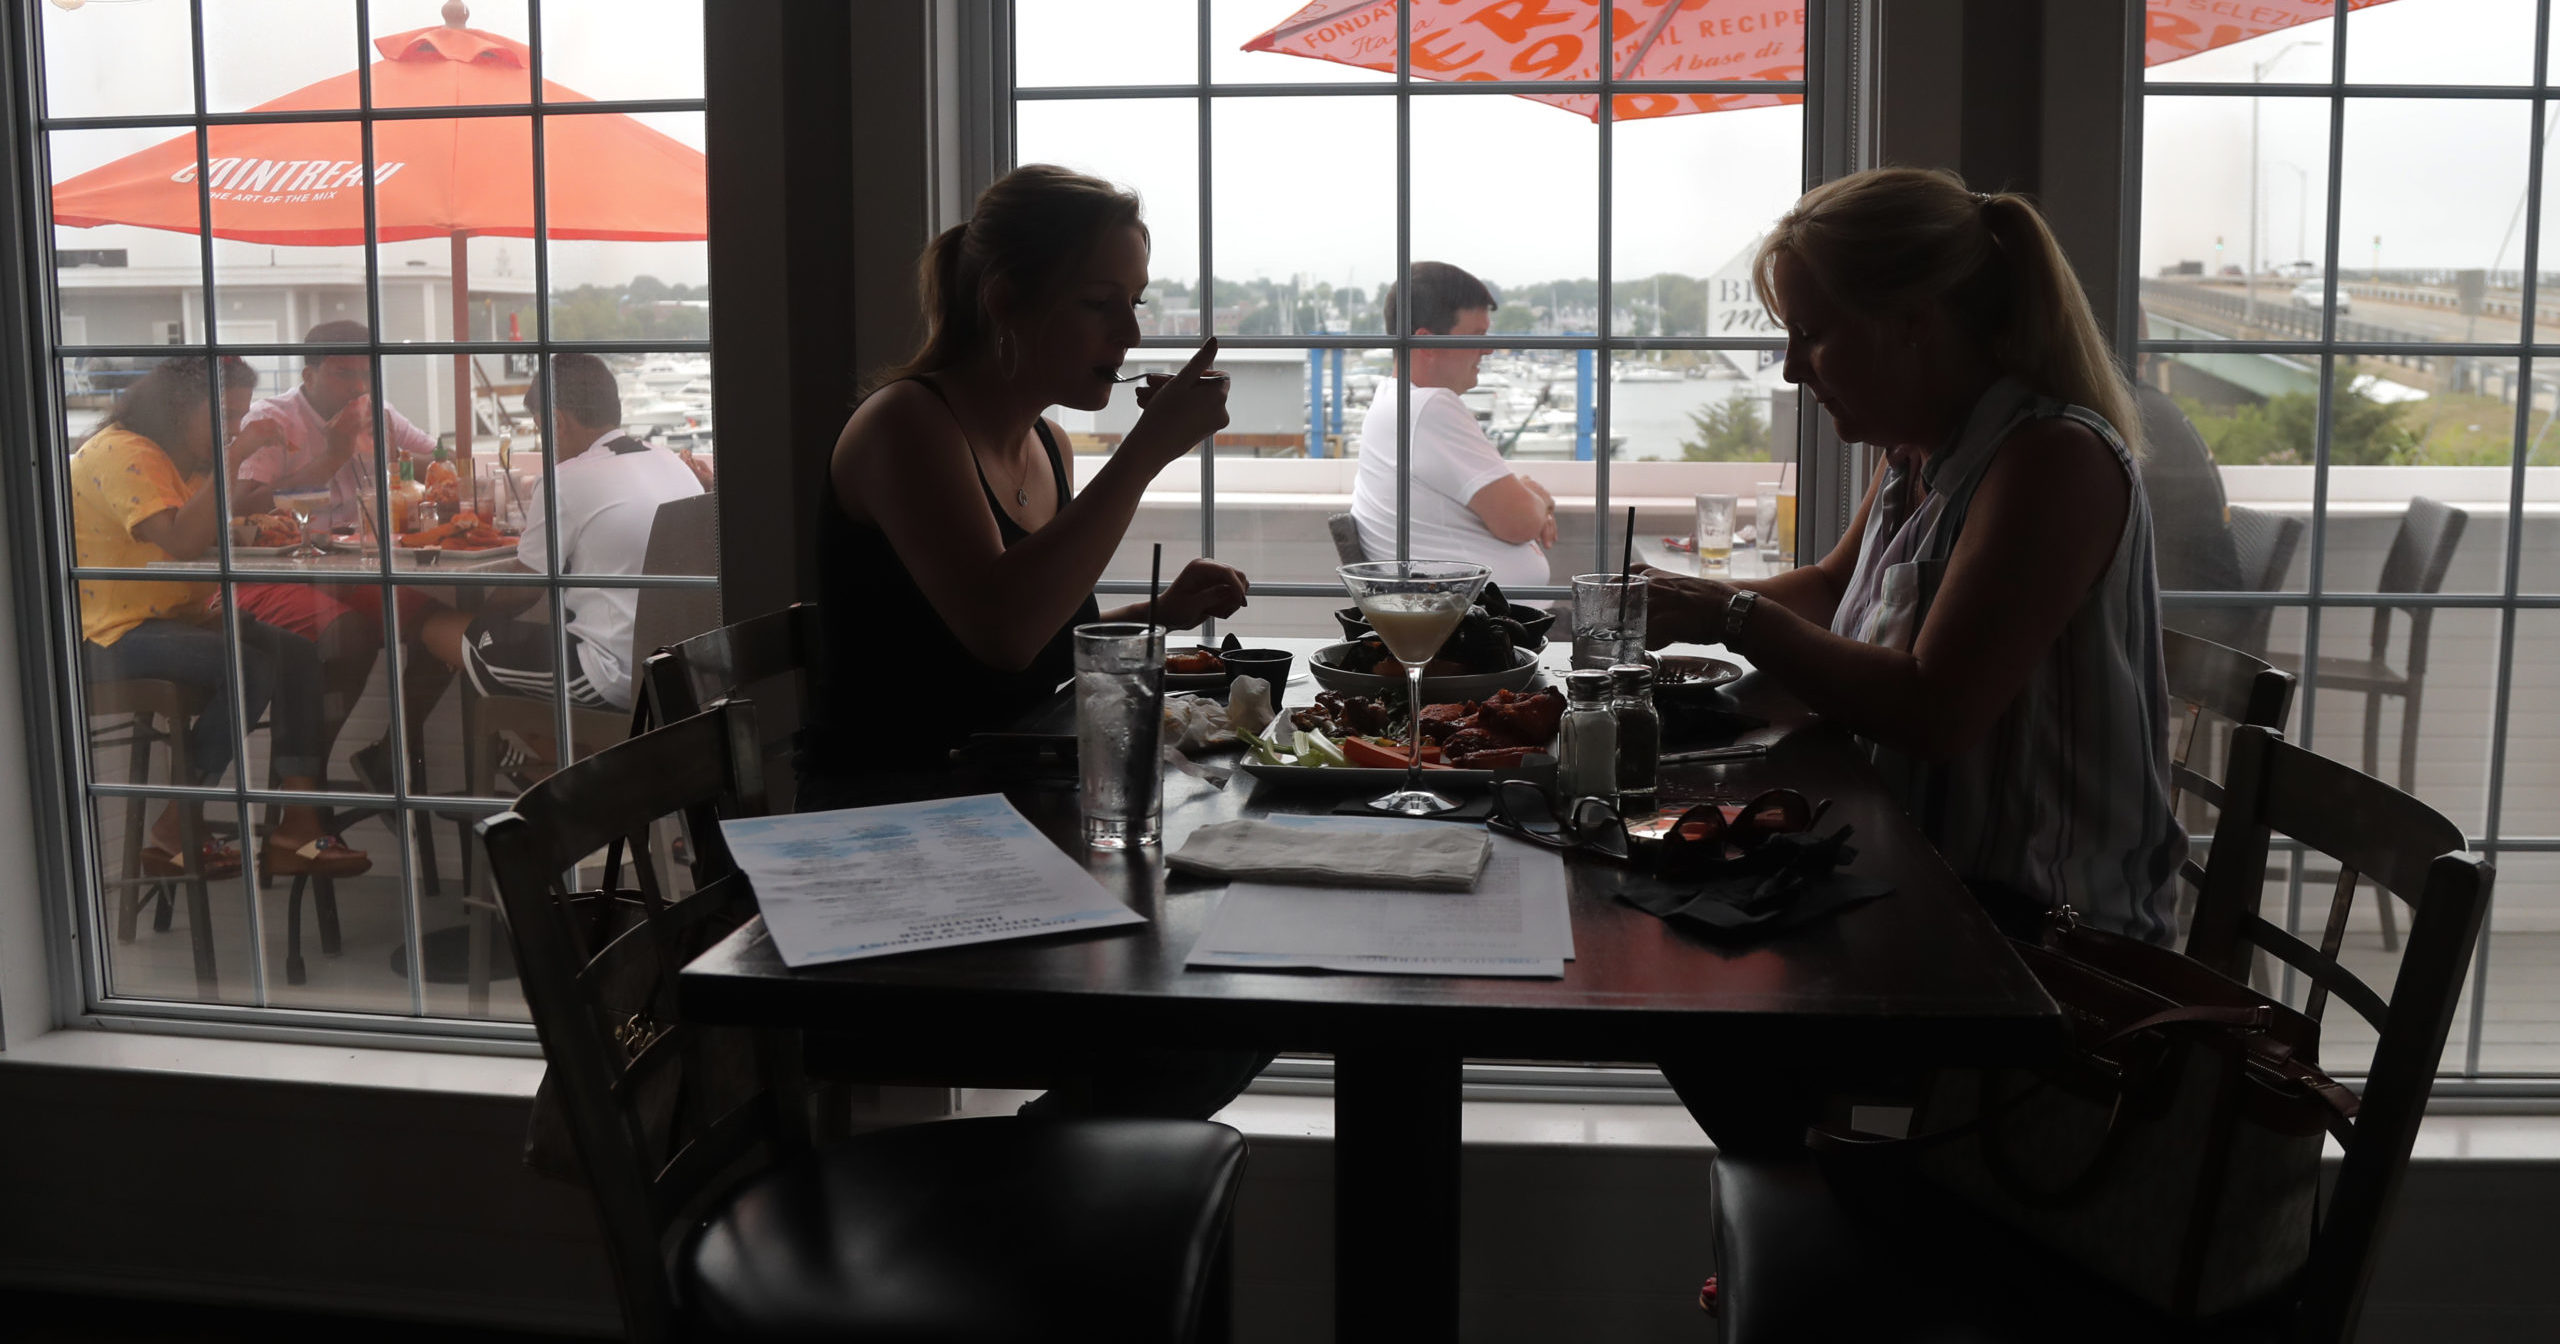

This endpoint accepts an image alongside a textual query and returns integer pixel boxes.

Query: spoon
[1111,369,1229,384]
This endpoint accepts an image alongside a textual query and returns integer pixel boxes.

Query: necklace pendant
[1015,488,1031,507]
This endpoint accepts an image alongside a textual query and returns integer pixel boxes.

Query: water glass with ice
[1571,574,1647,670]
[1074,622,1167,850]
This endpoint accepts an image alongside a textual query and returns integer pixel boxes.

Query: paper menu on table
[721,794,1144,968]
[1185,816,1572,978]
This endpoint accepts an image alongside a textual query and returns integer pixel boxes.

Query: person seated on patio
[1641,168,2186,1157]
[230,320,456,795]
[1349,260,1556,589]
[2131,339,2252,650]
[414,353,703,747]
[805,162,1250,812]
[70,355,372,879]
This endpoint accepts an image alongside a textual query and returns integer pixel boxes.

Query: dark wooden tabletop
[679,654,2059,1070]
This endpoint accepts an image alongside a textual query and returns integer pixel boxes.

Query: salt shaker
[1557,669,1618,805]
[1609,663,1660,813]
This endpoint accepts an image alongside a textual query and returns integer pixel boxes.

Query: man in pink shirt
[232,320,457,793]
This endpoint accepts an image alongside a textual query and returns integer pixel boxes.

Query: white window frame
[2125,0,2560,1095]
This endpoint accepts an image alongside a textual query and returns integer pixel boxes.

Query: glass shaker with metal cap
[1557,669,1618,804]
[1609,663,1660,812]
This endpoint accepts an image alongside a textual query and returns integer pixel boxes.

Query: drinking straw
[1618,504,1636,630]
[1149,542,1163,630]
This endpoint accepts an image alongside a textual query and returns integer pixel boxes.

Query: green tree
[1490,304,1539,334]
[1680,392,1772,462]
[2179,371,2418,466]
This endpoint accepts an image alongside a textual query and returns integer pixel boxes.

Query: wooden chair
[1327,511,1368,565]
[86,678,219,998]
[641,602,820,813]
[2164,629,2298,905]
[479,700,1248,1343]
[2267,496,2467,951]
[1704,724,2491,1344]
[452,492,725,1012]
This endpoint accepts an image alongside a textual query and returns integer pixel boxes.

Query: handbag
[1843,907,2358,1320]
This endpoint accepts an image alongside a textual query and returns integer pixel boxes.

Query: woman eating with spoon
[805,163,1251,812]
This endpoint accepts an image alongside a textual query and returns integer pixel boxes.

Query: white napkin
[1168,818,1490,891]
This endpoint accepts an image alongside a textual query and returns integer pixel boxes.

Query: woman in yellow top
[71,356,370,879]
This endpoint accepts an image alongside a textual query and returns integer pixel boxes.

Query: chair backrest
[629,492,723,684]
[1327,511,1369,565]
[2369,497,2467,676]
[2184,726,2492,1344]
[643,602,824,723]
[479,700,792,1344]
[2228,505,2306,594]
[2161,629,2297,891]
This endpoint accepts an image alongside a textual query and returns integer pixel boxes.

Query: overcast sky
[39,0,2546,299]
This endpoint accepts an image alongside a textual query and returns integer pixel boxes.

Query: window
[2134,0,2553,1083]
[1008,0,1855,640]
[32,0,715,1031]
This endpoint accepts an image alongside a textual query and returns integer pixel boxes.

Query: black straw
[1149,542,1163,630]
[1618,504,1636,631]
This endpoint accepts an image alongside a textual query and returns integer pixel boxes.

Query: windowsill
[0,1025,544,1097]
[13,1027,2560,1161]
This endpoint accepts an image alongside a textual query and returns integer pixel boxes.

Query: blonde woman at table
[805,164,1249,810]
[1646,167,2185,962]
[69,356,372,880]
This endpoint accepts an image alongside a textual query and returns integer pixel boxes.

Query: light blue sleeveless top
[1832,378,2188,944]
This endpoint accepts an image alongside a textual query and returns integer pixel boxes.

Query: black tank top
[806,377,1100,780]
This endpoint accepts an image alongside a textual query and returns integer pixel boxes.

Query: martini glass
[273,489,334,560]
[1336,559,1492,816]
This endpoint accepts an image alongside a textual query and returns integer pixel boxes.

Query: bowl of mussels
[1310,582,1549,700]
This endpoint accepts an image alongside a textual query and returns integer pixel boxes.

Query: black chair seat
[684,1115,1246,1343]
[2263,650,2409,696]
[1711,1152,2287,1344]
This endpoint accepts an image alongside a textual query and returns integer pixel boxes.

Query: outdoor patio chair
[2224,504,2306,655]
[85,677,219,998]
[1327,511,1368,565]
[2267,495,2467,951]
[480,698,1248,1344]
[1705,725,2491,1344]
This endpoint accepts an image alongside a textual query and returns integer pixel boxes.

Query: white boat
[1613,365,1683,383]
[636,358,711,392]
[623,399,705,430]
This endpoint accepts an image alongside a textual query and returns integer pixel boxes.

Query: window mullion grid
[2468,0,2554,1079]
[1195,0,1212,576]
[525,0,575,808]
[2269,4,2357,1006]
[1592,3,1615,579]
[1393,0,1409,563]
[186,0,275,1009]
[352,0,428,1021]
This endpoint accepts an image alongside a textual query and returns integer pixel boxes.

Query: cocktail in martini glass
[1336,559,1492,816]
[273,488,334,560]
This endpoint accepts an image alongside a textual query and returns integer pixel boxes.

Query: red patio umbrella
[1243,0,2395,123]
[51,0,707,454]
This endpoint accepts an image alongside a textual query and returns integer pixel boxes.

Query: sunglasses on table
[1489,781,1826,868]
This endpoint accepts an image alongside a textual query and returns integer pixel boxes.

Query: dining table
[678,634,2061,1344]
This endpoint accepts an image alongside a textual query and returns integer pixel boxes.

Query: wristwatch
[1723,589,1759,643]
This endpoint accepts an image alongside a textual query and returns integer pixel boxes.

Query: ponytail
[867,165,1147,394]
[1754,167,2140,458]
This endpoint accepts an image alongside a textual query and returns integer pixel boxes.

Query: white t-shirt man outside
[1351,380,1551,590]
[514,429,707,709]
[235,387,438,530]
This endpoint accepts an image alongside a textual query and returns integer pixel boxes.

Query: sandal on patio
[261,834,373,879]
[138,840,241,879]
